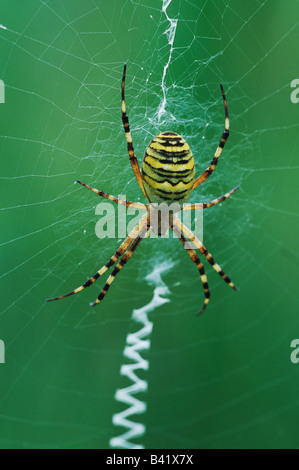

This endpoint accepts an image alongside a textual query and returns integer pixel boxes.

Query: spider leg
[121,64,148,200]
[90,219,150,306]
[193,84,229,190]
[46,214,148,302]
[183,185,239,211]
[172,224,210,315]
[173,217,238,291]
[76,180,147,210]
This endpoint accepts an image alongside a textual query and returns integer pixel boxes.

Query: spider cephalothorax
[47,64,239,315]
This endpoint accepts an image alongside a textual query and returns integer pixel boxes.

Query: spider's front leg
[76,180,147,210]
[121,64,148,199]
[193,83,230,190]
[182,185,239,211]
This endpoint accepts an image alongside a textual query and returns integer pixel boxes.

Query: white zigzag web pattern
[109,261,174,449]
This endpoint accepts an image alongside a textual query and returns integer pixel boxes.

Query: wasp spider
[47,65,239,315]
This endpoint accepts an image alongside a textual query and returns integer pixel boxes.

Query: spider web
[0,0,299,449]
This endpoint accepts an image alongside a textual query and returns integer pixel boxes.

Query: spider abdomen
[141,132,195,206]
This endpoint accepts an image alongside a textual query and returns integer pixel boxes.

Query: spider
[47,64,239,315]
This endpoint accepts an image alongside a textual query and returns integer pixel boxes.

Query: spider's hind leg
[90,219,150,306]
[174,218,238,291]
[172,225,210,315]
[46,214,148,303]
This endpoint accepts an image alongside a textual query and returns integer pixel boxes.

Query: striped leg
[173,217,238,291]
[90,221,149,306]
[183,185,239,211]
[172,224,210,315]
[77,180,147,210]
[193,84,229,189]
[46,214,148,302]
[121,64,148,199]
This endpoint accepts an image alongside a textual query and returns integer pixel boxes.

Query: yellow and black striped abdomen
[141,132,195,206]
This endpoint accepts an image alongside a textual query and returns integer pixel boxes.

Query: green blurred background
[0,0,299,449]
